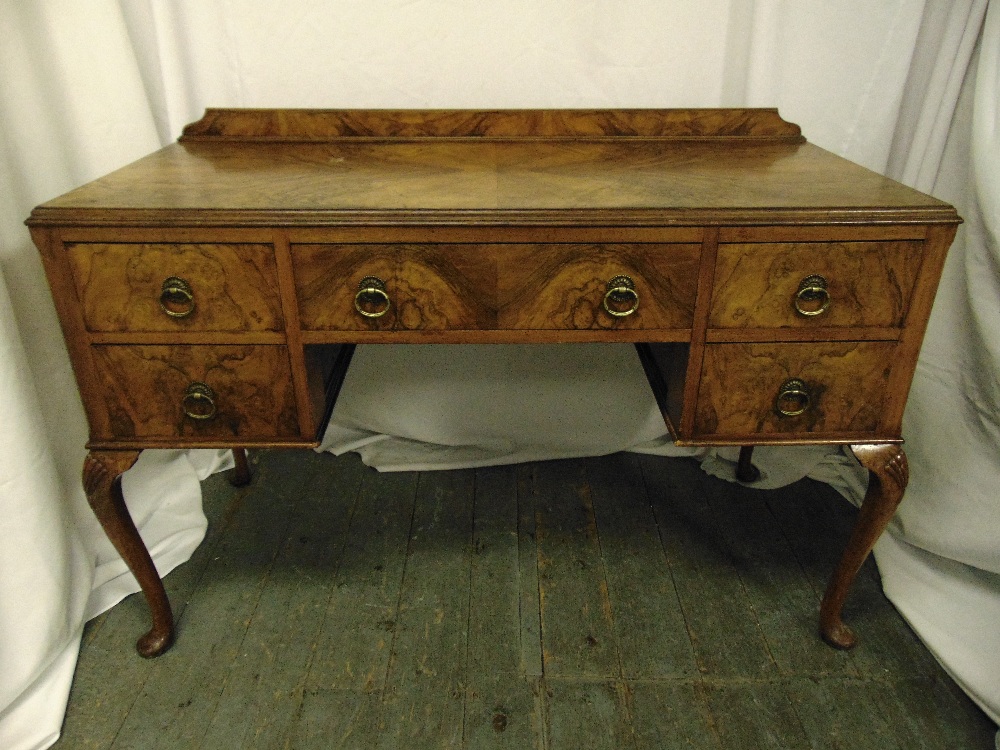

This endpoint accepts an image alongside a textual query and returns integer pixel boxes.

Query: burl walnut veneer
[27,108,958,657]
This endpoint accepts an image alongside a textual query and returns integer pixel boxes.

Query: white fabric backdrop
[1,2,997,748]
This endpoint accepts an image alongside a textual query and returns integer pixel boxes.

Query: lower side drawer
[693,341,895,439]
[90,345,299,440]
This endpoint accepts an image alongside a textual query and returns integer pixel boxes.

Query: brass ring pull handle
[602,275,640,317]
[794,274,830,317]
[354,276,391,318]
[159,276,195,318]
[182,382,217,420]
[775,378,811,417]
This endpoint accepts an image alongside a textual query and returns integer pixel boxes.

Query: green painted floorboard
[54,450,997,750]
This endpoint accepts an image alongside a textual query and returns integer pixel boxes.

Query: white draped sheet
[1,3,997,747]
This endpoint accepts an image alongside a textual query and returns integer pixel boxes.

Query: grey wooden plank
[467,465,522,677]
[767,480,939,678]
[710,480,855,677]
[865,676,998,750]
[534,460,620,679]
[765,479,860,595]
[586,453,698,679]
[375,469,475,749]
[289,689,381,750]
[638,454,776,679]
[108,451,303,750]
[464,673,545,750]
[628,680,721,750]
[788,674,997,750]
[543,679,634,750]
[703,680,810,750]
[304,467,418,692]
[464,465,544,748]
[517,464,544,677]
[784,676,904,750]
[197,450,366,750]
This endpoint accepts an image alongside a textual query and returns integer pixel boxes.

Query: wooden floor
[57,449,996,749]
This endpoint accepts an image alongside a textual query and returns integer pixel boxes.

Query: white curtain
[1,2,996,748]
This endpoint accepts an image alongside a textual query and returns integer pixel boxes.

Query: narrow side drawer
[709,240,922,329]
[693,341,896,439]
[90,344,299,440]
[67,243,284,333]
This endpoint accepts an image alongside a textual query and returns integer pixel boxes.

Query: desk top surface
[29,108,957,227]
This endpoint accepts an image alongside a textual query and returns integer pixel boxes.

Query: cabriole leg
[82,450,174,657]
[735,445,761,482]
[229,447,252,487]
[819,443,908,649]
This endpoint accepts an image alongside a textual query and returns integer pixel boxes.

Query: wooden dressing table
[27,108,958,657]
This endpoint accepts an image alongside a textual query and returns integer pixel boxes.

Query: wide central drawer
[291,243,700,331]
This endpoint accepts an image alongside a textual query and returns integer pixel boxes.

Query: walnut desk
[28,109,958,657]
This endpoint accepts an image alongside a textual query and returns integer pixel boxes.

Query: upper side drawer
[709,240,923,328]
[66,243,284,333]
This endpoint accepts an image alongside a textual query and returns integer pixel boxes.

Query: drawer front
[293,244,496,331]
[91,345,298,440]
[693,341,895,438]
[67,243,284,332]
[292,243,699,331]
[709,241,922,329]
[497,244,700,330]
